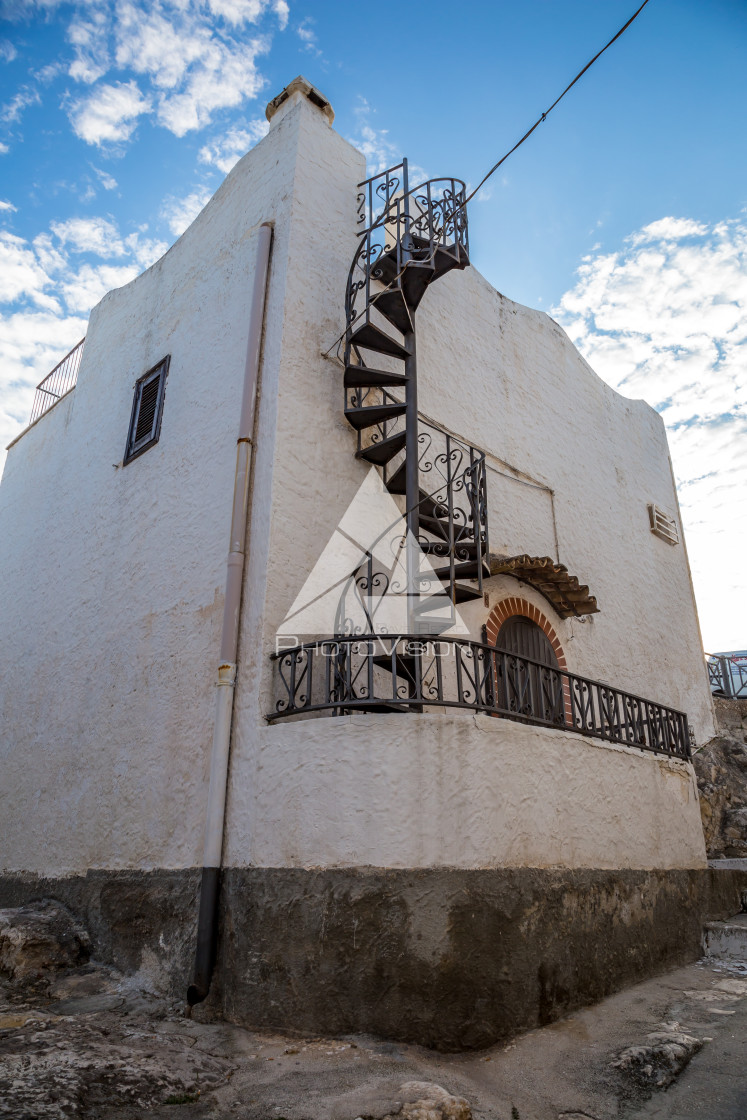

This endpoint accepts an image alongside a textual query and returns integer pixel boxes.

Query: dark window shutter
[124,356,170,464]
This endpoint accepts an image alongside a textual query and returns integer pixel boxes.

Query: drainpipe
[187,221,273,1007]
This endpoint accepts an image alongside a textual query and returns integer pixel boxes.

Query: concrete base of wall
[2,866,746,1050]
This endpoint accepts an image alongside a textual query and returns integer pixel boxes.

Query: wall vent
[124,356,169,464]
[648,503,678,545]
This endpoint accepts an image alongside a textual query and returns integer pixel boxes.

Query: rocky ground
[2,899,747,1120]
[693,698,747,859]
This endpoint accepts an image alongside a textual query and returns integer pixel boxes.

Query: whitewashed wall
[0,96,307,875]
[0,86,711,878]
[227,713,706,871]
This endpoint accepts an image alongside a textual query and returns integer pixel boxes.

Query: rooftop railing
[29,338,85,424]
[268,634,692,760]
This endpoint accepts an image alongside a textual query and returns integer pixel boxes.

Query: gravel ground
[2,951,747,1119]
[2,899,747,1119]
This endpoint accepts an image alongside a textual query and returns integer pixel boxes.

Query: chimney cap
[266,76,334,126]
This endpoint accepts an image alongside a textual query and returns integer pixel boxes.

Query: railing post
[719,656,734,698]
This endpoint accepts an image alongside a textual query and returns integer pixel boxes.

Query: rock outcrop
[693,698,747,859]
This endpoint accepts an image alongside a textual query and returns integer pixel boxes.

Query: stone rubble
[0,900,91,980]
[611,1026,703,1090]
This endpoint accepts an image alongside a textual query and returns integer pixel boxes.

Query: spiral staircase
[341,160,490,644]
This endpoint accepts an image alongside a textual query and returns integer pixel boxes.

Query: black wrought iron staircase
[343,160,489,636]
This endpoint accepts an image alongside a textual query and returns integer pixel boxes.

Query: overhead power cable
[324,0,652,358]
[463,0,652,205]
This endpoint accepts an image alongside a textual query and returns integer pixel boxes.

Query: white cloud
[0,40,17,63]
[0,142,8,155]
[207,0,286,25]
[553,216,747,650]
[60,260,139,312]
[198,119,268,173]
[47,0,284,148]
[0,200,17,213]
[160,187,213,237]
[347,99,426,182]
[0,231,57,309]
[1,85,40,123]
[91,164,117,190]
[0,211,169,461]
[50,216,126,257]
[296,15,320,57]
[273,0,289,30]
[124,231,168,270]
[110,1,268,137]
[154,38,267,136]
[68,79,151,145]
[67,6,110,84]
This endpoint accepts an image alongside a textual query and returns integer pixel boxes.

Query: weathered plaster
[225,713,706,871]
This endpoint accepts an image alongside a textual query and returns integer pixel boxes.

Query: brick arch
[485,596,567,671]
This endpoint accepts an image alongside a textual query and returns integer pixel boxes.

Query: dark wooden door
[495,615,559,669]
[494,615,564,725]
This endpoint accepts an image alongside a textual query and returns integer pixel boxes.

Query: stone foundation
[1,866,746,1051]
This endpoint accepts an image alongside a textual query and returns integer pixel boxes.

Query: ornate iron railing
[268,635,691,759]
[29,338,85,423]
[345,163,468,362]
[706,653,747,699]
[349,410,490,596]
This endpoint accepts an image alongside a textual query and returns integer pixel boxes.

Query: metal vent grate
[124,356,170,464]
[648,503,678,545]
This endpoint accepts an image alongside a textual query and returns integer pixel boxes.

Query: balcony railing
[706,652,747,699]
[29,338,85,424]
[268,635,691,760]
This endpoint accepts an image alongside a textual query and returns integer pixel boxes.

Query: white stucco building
[1,77,743,1048]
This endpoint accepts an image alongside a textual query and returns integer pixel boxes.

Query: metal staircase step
[431,560,487,581]
[369,253,433,312]
[453,584,484,604]
[358,431,407,465]
[349,321,408,359]
[345,403,407,431]
[411,236,470,279]
[372,654,419,688]
[344,366,408,389]
[371,288,413,334]
[418,512,449,539]
[385,462,407,495]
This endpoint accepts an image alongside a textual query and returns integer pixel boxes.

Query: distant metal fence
[29,338,85,424]
[706,653,747,699]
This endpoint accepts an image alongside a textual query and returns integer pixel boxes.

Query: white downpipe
[202,221,273,872]
[188,221,273,1006]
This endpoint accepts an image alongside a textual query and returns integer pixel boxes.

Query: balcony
[268,634,691,760]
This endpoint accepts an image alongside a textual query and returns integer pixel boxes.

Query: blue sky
[0,0,745,650]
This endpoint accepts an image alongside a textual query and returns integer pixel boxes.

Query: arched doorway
[492,611,566,726]
[495,614,560,670]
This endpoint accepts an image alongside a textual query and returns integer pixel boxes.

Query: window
[124,356,169,464]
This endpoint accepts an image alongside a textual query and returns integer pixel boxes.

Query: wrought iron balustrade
[706,653,747,699]
[29,338,85,424]
[268,634,691,760]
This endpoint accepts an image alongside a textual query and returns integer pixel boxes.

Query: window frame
[123,355,170,465]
